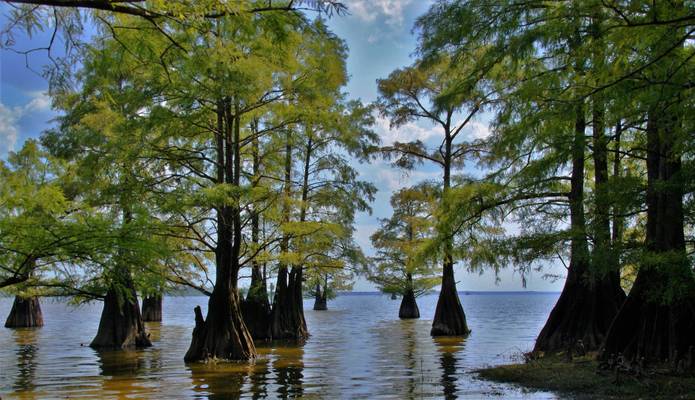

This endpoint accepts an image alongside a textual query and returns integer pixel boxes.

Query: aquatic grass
[477,355,695,399]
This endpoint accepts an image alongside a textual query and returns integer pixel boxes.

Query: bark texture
[601,109,695,364]
[399,287,420,319]
[431,127,469,337]
[185,99,256,361]
[90,285,151,349]
[4,296,44,328]
[141,295,162,322]
[271,266,309,340]
[242,265,272,340]
[431,262,469,336]
[534,101,624,353]
[269,131,308,341]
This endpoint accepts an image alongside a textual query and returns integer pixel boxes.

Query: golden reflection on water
[0,294,561,399]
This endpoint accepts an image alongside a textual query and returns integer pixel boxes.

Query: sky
[0,1,566,292]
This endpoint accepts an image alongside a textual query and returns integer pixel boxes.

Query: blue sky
[0,1,565,292]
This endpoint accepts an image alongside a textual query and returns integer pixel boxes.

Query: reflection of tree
[95,349,150,396]
[273,345,304,399]
[12,329,38,392]
[401,320,418,398]
[434,337,466,400]
[96,349,146,377]
[188,363,248,400]
[249,358,271,400]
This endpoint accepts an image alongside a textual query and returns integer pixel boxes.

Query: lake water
[0,292,562,399]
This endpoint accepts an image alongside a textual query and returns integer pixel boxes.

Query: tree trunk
[90,281,151,349]
[431,134,469,336]
[601,109,695,365]
[431,261,469,335]
[242,121,272,340]
[141,295,162,322]
[270,131,309,341]
[313,283,327,311]
[534,100,623,353]
[242,264,272,340]
[184,99,255,362]
[4,295,43,328]
[399,286,419,319]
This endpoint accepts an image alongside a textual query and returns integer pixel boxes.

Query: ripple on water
[0,293,561,399]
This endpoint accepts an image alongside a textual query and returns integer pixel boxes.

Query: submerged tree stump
[141,295,162,322]
[90,287,151,349]
[4,296,44,328]
[399,288,420,319]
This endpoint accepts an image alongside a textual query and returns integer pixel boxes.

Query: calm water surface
[0,293,562,399]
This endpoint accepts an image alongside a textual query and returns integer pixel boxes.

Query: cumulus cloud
[24,91,52,113]
[0,91,52,156]
[349,0,415,27]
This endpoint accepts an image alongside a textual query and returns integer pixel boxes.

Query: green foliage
[368,184,441,297]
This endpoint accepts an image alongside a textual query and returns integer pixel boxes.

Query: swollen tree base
[313,286,327,311]
[4,296,44,328]
[141,295,162,322]
[534,276,624,353]
[270,267,309,341]
[242,292,272,341]
[313,296,327,311]
[601,269,695,366]
[185,290,255,362]
[90,287,151,349]
[399,289,419,319]
[431,264,469,336]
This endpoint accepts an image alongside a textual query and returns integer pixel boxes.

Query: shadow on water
[12,328,39,393]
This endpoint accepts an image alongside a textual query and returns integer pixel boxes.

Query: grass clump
[477,354,695,399]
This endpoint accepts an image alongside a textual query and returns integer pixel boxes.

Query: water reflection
[271,344,305,398]
[434,336,466,399]
[12,328,39,393]
[0,294,561,399]
[247,354,271,400]
[188,362,249,399]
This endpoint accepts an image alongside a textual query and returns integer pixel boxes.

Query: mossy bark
[4,295,44,328]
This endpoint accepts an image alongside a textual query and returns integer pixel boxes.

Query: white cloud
[467,120,492,140]
[348,0,414,27]
[0,103,20,155]
[0,91,52,156]
[374,114,442,146]
[24,91,52,113]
